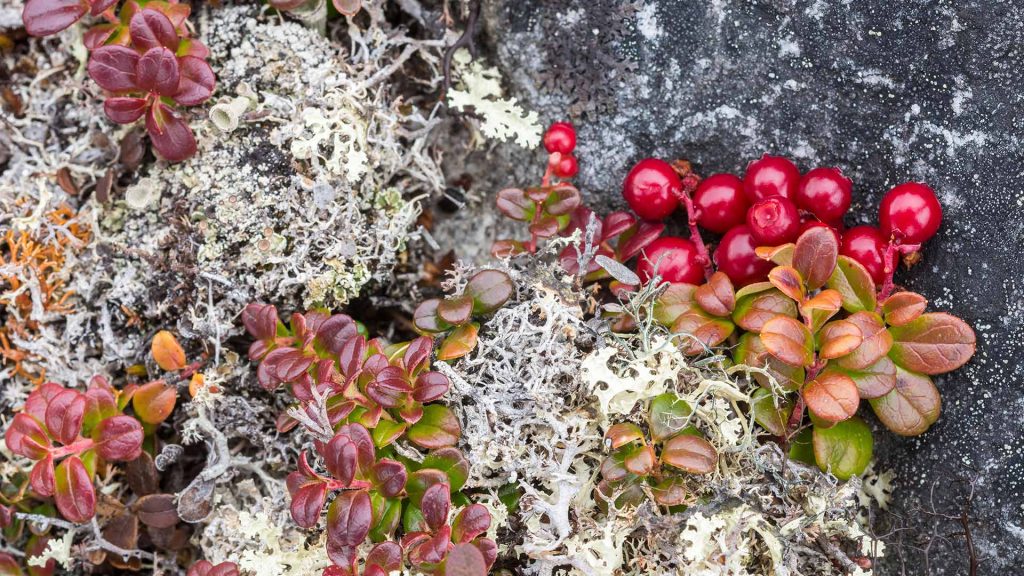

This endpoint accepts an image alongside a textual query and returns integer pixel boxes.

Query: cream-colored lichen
[448,50,543,148]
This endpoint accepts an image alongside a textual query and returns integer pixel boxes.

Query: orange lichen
[0,204,90,382]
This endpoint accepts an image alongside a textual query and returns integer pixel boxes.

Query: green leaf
[653,283,696,326]
[836,312,893,371]
[648,393,693,442]
[368,495,402,542]
[788,428,816,465]
[792,226,839,290]
[826,256,876,313]
[887,312,977,375]
[412,299,450,334]
[760,316,814,367]
[750,388,792,436]
[812,417,873,481]
[671,308,735,355]
[650,476,688,507]
[465,270,514,315]
[407,405,461,449]
[732,289,799,332]
[405,468,447,508]
[420,448,470,492]
[371,419,408,448]
[868,366,941,436]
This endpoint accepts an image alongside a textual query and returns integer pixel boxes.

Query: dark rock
[479,0,1024,572]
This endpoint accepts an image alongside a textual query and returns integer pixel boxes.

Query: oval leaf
[54,456,95,523]
[694,272,736,317]
[136,47,180,96]
[648,393,693,442]
[826,256,877,313]
[132,381,177,425]
[438,295,473,326]
[438,323,479,361]
[836,312,894,371]
[803,372,859,425]
[653,283,696,326]
[671,308,735,355]
[818,319,863,360]
[173,56,215,106]
[326,490,372,570]
[407,405,461,449]
[792,226,839,290]
[767,266,804,303]
[465,270,514,315]
[413,299,449,334]
[882,291,928,327]
[801,289,842,332]
[22,0,88,36]
[732,289,798,332]
[760,316,814,367]
[825,357,897,399]
[750,388,792,437]
[134,493,180,529]
[887,312,976,375]
[45,389,86,446]
[812,417,873,481]
[452,504,491,544]
[420,448,470,492]
[868,366,941,436]
[93,415,144,462]
[152,330,186,371]
[661,434,717,474]
[605,423,644,449]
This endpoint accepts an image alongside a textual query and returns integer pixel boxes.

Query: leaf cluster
[411,270,514,361]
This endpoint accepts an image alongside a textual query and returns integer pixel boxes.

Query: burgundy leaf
[90,0,118,15]
[367,367,413,408]
[365,541,403,572]
[472,538,498,569]
[337,335,366,380]
[242,303,279,340]
[316,314,357,356]
[261,347,314,384]
[22,0,88,37]
[93,415,143,461]
[420,482,451,532]
[370,458,407,498]
[290,481,327,528]
[413,371,449,403]
[451,504,490,544]
[129,8,178,51]
[30,454,56,496]
[325,490,372,570]
[403,336,434,374]
[136,47,180,96]
[88,45,140,92]
[44,388,86,446]
[410,526,452,566]
[134,493,180,528]
[24,382,64,421]
[617,220,665,261]
[54,455,95,523]
[188,560,240,576]
[5,413,51,460]
[104,96,149,124]
[83,22,116,49]
[145,102,197,162]
[602,211,636,239]
[323,433,357,486]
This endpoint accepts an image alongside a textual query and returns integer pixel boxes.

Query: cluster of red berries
[620,153,943,287]
[543,122,581,179]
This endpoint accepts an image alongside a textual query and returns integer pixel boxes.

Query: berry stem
[877,240,921,301]
[48,438,95,459]
[671,161,714,281]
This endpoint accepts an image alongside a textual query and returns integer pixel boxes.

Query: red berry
[543,122,576,155]
[552,154,579,179]
[878,182,942,244]
[636,237,703,285]
[746,197,800,246]
[743,154,800,203]
[622,158,681,221]
[840,225,887,284]
[714,225,773,286]
[796,167,852,223]
[798,219,841,245]
[693,173,749,233]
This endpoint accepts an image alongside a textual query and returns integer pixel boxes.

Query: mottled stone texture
[480,0,1024,572]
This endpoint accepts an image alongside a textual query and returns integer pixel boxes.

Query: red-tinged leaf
[44,388,85,446]
[420,482,451,532]
[826,256,877,313]
[801,289,843,332]
[882,291,928,327]
[413,299,449,334]
[495,188,532,221]
[755,243,794,266]
[651,476,688,507]
[104,97,149,124]
[792,226,839,290]
[365,541,403,573]
[694,272,736,317]
[5,413,51,460]
[25,382,64,421]
[88,45,140,92]
[671,308,735,355]
[0,552,22,575]
[145,102,197,162]
[30,454,56,496]
[370,459,407,498]
[622,443,655,475]
[22,0,88,37]
[93,415,143,461]
[290,481,327,528]
[132,381,176,425]
[473,538,498,569]
[750,388,792,436]
[734,333,805,391]
[324,424,374,485]
[836,312,893,371]
[869,366,941,436]
[465,270,514,315]
[83,22,116,49]
[403,336,434,374]
[325,490,372,570]
[732,289,799,332]
[648,393,693,442]
[818,319,862,359]
[438,295,473,326]
[134,493,179,528]
[604,423,644,449]
[261,347,314,383]
[438,323,479,361]
[421,448,470,492]
[407,405,461,449]
[413,371,449,403]
[242,303,278,340]
[451,504,490,544]
[542,183,581,215]
[652,283,696,326]
[54,456,95,523]
[406,469,448,507]
[812,417,873,480]
[491,239,527,259]
[767,266,804,302]
[661,434,718,474]
[90,0,117,15]
[760,316,814,367]
[312,314,354,357]
[174,56,215,106]
[888,312,977,375]
[333,0,361,16]
[827,356,897,399]
[187,560,240,576]
[152,330,187,371]
[367,367,413,408]
[409,527,452,566]
[129,8,177,51]
[803,372,859,425]
[601,210,636,239]
[136,47,180,96]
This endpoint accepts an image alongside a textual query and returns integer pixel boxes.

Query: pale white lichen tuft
[448,50,543,148]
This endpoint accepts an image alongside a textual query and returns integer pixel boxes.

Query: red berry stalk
[669,160,714,281]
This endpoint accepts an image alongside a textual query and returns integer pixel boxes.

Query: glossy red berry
[798,219,841,246]
[636,237,703,285]
[840,225,887,284]
[746,197,800,246]
[622,158,681,221]
[743,154,800,203]
[551,154,579,179]
[543,122,576,155]
[796,167,852,223]
[693,173,749,233]
[714,225,773,286]
[878,182,942,244]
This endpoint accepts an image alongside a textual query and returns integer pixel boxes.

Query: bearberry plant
[243,304,497,575]
[22,0,214,162]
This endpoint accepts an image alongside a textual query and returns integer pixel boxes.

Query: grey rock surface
[473,0,1024,573]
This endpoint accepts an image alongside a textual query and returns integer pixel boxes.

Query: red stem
[877,240,921,301]
[49,438,94,459]
[677,181,713,281]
